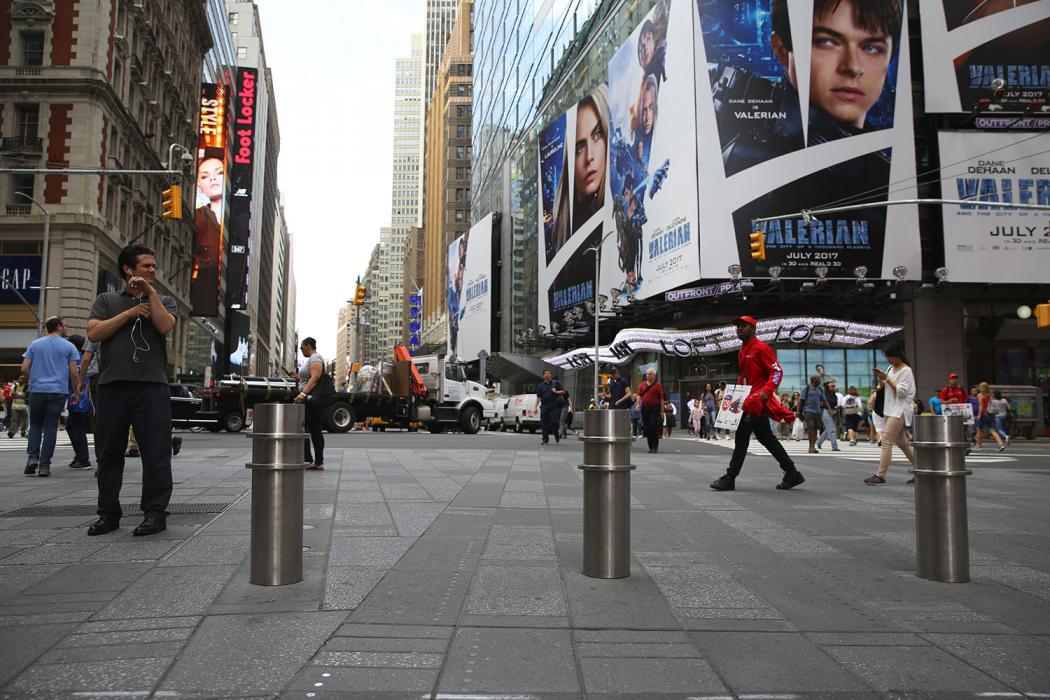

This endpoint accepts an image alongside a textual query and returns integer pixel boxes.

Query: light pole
[584,230,615,406]
[14,192,50,333]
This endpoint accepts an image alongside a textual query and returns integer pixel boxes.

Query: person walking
[7,375,28,439]
[989,389,1011,445]
[293,337,333,469]
[64,335,93,470]
[864,341,916,485]
[842,386,863,446]
[701,383,717,439]
[816,379,842,451]
[691,395,706,441]
[562,396,577,437]
[536,369,566,445]
[711,315,804,491]
[637,368,664,453]
[938,373,966,406]
[800,374,831,454]
[86,245,177,536]
[714,380,728,439]
[867,384,885,445]
[606,367,632,410]
[975,382,1006,452]
[662,398,676,439]
[21,317,81,477]
[629,394,642,437]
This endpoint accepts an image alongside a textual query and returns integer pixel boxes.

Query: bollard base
[580,467,633,579]
[912,470,971,583]
[250,468,305,586]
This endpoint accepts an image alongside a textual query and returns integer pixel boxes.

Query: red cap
[732,315,757,326]
[948,373,958,379]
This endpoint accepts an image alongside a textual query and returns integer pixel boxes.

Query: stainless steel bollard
[578,409,635,579]
[247,403,309,586]
[910,414,972,583]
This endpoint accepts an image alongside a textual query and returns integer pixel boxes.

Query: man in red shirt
[939,373,966,405]
[711,315,805,491]
[637,367,665,453]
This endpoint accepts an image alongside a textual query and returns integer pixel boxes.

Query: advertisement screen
[694,0,920,279]
[227,67,257,310]
[228,309,251,371]
[191,82,228,317]
[939,131,1050,283]
[919,0,1050,113]
[447,213,493,360]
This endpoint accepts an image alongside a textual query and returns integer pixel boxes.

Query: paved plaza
[1,430,1049,699]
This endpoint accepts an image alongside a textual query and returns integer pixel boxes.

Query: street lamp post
[14,192,50,333]
[585,230,615,406]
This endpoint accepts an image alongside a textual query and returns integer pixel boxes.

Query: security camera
[180,151,194,164]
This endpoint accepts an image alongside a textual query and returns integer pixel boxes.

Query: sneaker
[172,436,182,456]
[832,448,842,452]
[864,474,886,485]
[24,459,38,475]
[38,468,50,477]
[849,440,857,446]
[69,460,91,469]
[710,475,735,491]
[906,478,915,485]
[776,470,806,490]
[997,444,1006,453]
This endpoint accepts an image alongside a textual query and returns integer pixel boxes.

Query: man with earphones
[85,244,177,537]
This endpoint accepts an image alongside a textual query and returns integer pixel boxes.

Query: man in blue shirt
[800,373,830,454]
[606,367,632,410]
[536,369,566,445]
[21,316,80,477]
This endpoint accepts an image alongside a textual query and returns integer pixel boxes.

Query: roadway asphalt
[0,427,1048,698]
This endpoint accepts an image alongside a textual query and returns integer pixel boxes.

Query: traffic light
[353,283,366,306]
[1036,302,1050,329]
[161,185,182,220]
[749,230,766,261]
[351,362,361,374]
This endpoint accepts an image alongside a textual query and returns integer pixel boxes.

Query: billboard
[0,255,41,304]
[191,82,228,317]
[919,0,1050,113]
[694,0,920,279]
[939,131,1050,283]
[228,309,251,371]
[447,213,493,360]
[227,67,258,310]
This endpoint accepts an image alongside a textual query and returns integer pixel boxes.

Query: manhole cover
[1,502,233,517]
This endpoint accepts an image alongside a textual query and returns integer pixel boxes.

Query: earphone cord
[131,317,151,363]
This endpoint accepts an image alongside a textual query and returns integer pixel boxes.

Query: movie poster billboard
[447,213,493,360]
[694,0,920,279]
[939,131,1050,283]
[191,82,227,317]
[919,0,1050,113]
[227,67,258,310]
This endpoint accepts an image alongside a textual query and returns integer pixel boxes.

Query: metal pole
[594,240,600,405]
[579,409,635,578]
[0,167,183,176]
[14,192,49,333]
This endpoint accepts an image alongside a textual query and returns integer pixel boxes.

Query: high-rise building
[361,244,381,365]
[272,193,296,374]
[0,1,213,375]
[367,34,425,362]
[421,0,473,350]
[424,0,460,108]
[334,302,357,388]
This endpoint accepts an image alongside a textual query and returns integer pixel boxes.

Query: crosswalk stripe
[669,436,1015,463]
[0,435,94,451]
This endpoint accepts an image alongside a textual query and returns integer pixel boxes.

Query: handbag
[791,417,805,440]
[871,385,885,416]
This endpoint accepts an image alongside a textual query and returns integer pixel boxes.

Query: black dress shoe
[776,470,806,490]
[172,436,182,456]
[88,517,120,536]
[133,517,166,537]
[710,475,735,491]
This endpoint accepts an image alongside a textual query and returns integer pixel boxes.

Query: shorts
[977,413,995,430]
[844,414,861,431]
[803,412,822,431]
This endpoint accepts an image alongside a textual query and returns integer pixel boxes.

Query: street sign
[664,281,742,303]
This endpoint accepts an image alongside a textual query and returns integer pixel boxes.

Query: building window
[237,46,248,60]
[456,146,465,159]
[455,210,464,222]
[11,174,34,204]
[15,105,40,140]
[228,11,239,24]
[21,31,45,66]
[456,125,466,138]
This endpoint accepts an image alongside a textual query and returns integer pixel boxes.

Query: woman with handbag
[864,342,915,485]
[842,386,862,446]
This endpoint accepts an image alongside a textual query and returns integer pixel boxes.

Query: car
[169,383,217,430]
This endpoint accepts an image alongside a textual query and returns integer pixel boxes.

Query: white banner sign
[447,213,493,360]
[714,384,746,431]
[939,132,1050,284]
[942,402,975,426]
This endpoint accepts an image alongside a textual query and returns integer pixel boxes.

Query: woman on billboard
[191,155,224,314]
[553,85,610,250]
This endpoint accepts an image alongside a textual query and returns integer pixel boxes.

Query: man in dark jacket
[536,370,566,445]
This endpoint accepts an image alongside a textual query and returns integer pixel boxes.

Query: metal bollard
[578,409,635,579]
[910,414,972,583]
[247,403,309,586]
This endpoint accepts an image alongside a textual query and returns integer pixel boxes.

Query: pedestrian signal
[161,185,182,220]
[749,230,766,262]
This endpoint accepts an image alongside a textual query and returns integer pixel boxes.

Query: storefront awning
[487,351,552,384]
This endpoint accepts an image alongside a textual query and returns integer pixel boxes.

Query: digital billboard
[191,82,228,317]
[694,0,920,279]
[939,131,1050,283]
[227,67,257,310]
[228,309,251,371]
[447,213,494,360]
[919,0,1050,113]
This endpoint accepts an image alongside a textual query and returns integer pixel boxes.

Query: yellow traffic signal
[749,230,766,261]
[161,185,182,220]
[351,362,361,374]
[1036,302,1050,329]
[353,283,366,306]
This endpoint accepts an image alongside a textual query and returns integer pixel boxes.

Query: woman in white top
[865,341,915,485]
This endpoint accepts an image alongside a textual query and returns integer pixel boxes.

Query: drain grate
[1,502,233,517]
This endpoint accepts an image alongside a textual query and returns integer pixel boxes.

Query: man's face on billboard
[638,30,655,68]
[639,86,657,135]
[809,0,892,128]
[197,158,224,202]
[574,102,606,200]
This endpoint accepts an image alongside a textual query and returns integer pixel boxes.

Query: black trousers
[727,413,796,478]
[95,382,173,519]
[540,407,561,443]
[303,398,325,465]
[642,408,662,451]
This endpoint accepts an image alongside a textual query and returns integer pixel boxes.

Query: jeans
[27,392,67,469]
[303,398,326,465]
[727,414,796,478]
[540,407,560,443]
[65,411,91,464]
[993,414,1008,440]
[95,382,173,520]
[631,415,642,437]
[816,409,839,449]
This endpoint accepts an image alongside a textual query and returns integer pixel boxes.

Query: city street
[1,429,1049,698]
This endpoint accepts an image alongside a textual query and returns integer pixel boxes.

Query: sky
[256,0,423,357]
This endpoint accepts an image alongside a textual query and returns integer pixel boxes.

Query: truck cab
[412,354,497,433]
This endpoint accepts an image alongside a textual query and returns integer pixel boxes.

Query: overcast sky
[257,0,422,359]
